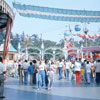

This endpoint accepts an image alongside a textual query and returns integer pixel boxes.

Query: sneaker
[37,88,40,91]
[48,88,50,90]
[48,88,52,90]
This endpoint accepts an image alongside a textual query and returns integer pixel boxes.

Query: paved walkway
[2,77,100,100]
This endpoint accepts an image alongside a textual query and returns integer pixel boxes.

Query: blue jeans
[69,69,73,80]
[96,73,100,83]
[33,73,36,84]
[24,70,28,84]
[58,67,62,79]
[48,77,53,88]
[45,74,49,87]
[66,69,69,79]
[87,72,91,83]
[14,70,18,77]
[38,70,45,89]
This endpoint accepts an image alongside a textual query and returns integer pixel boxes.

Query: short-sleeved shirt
[74,62,81,71]
[65,62,71,69]
[48,70,54,79]
[22,62,29,70]
[39,63,45,70]
[95,62,100,73]
[0,62,6,74]
[58,62,64,68]
[86,64,91,73]
[13,63,18,70]
[28,65,34,75]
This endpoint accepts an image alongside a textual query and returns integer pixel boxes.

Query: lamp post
[83,22,89,47]
[18,42,21,60]
[40,34,44,60]
[25,46,28,60]
[81,44,83,59]
[41,40,44,60]
[53,50,55,61]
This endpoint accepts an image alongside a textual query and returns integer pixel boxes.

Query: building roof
[0,43,18,52]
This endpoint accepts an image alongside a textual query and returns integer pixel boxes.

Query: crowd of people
[11,58,100,91]
[0,57,100,98]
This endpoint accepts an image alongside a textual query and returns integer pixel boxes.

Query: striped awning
[13,3,100,22]
[82,46,100,52]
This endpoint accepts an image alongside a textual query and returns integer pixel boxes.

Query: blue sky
[6,0,100,42]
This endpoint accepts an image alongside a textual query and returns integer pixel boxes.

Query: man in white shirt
[94,60,100,83]
[74,58,81,82]
[65,59,71,79]
[86,61,91,84]
[0,57,6,98]
[58,59,64,79]
[22,60,29,84]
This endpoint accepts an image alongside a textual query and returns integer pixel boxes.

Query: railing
[0,0,14,20]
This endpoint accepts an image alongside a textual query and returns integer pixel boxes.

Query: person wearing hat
[0,57,6,98]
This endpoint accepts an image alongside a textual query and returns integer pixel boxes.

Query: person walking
[28,62,34,85]
[74,59,81,83]
[45,59,49,89]
[81,66,85,81]
[95,60,100,83]
[18,64,23,83]
[32,60,37,85]
[58,59,64,80]
[85,61,92,84]
[47,67,54,90]
[13,61,18,78]
[0,57,6,98]
[65,59,71,79]
[37,60,45,91]
[22,60,29,84]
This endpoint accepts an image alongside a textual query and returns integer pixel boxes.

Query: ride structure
[13,2,100,59]
[0,0,14,63]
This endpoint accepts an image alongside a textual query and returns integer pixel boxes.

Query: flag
[64,40,72,48]
[96,33,100,38]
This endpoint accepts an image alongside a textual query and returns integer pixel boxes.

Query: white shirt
[13,62,18,70]
[50,64,55,69]
[74,62,81,71]
[0,62,6,74]
[95,62,100,73]
[58,62,64,68]
[45,64,49,68]
[48,70,54,79]
[65,62,71,69]
[22,62,29,70]
[39,63,45,70]
[86,64,91,73]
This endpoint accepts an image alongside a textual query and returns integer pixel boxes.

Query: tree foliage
[0,31,100,59]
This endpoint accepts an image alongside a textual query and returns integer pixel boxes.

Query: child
[81,66,85,81]
[18,64,23,83]
[47,67,54,90]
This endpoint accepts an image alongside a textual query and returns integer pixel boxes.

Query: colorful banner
[13,3,100,22]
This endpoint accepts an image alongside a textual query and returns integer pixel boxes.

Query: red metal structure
[0,0,14,63]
